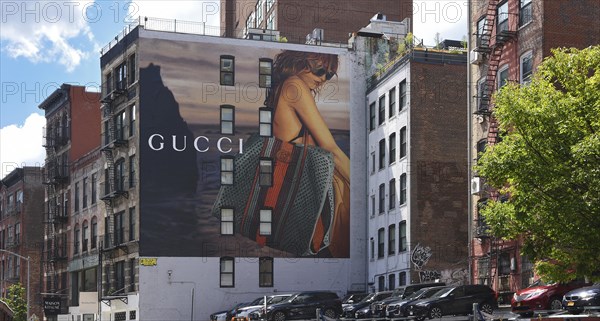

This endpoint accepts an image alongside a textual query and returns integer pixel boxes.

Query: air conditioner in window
[471,177,482,194]
[470,49,483,65]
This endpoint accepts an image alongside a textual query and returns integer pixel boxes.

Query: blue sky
[0,0,467,178]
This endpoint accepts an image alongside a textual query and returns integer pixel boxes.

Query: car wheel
[429,306,443,319]
[324,309,337,319]
[549,297,562,311]
[480,303,494,314]
[272,311,286,321]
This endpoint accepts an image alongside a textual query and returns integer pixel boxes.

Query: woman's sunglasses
[310,67,336,80]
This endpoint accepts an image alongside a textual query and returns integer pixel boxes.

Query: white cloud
[0,0,96,72]
[0,113,46,179]
[131,1,221,27]
[413,1,468,46]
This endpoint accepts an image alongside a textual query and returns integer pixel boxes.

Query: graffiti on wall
[411,243,467,285]
[419,270,441,282]
[411,243,432,270]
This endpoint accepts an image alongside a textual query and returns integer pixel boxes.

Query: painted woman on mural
[266,50,350,257]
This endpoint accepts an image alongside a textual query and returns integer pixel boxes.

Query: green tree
[476,46,600,282]
[5,283,26,321]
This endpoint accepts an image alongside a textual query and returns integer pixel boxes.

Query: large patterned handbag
[211,132,335,256]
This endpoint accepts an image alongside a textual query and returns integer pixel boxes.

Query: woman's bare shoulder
[281,76,311,103]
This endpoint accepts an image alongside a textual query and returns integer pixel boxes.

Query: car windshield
[391,288,405,297]
[405,288,429,300]
[431,287,454,298]
[361,293,377,302]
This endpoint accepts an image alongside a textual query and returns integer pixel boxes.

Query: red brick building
[469,0,600,304]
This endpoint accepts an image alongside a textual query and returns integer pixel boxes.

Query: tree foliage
[476,46,600,282]
[5,283,26,321]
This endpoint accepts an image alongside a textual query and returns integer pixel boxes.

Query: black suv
[263,291,342,321]
[342,291,393,318]
[385,286,448,318]
[407,285,497,320]
[370,283,446,317]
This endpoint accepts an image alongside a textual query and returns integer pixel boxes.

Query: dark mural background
[138,38,350,258]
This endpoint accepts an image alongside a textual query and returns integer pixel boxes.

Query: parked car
[233,294,293,321]
[262,291,342,321]
[562,283,600,314]
[341,291,393,318]
[386,286,448,318]
[211,302,253,321]
[511,279,590,317]
[407,285,497,321]
[342,293,369,308]
[370,283,446,317]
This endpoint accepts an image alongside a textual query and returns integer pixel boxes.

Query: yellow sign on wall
[140,258,158,266]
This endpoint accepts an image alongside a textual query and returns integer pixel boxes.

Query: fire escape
[100,74,130,303]
[472,0,518,297]
[42,122,69,297]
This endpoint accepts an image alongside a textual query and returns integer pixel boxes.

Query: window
[129,207,136,241]
[378,276,385,291]
[116,61,127,90]
[91,217,97,249]
[498,64,509,89]
[105,71,113,94]
[370,238,374,260]
[400,127,407,158]
[259,107,273,136]
[477,139,487,160]
[520,0,532,26]
[378,95,385,125]
[259,59,272,88]
[266,12,275,30]
[400,174,407,205]
[220,257,234,287]
[399,221,407,251]
[116,260,125,293]
[221,157,234,185]
[74,182,80,212]
[221,208,234,235]
[388,273,396,290]
[499,252,511,275]
[74,225,80,254]
[389,179,396,210]
[259,257,273,287]
[378,184,385,214]
[266,0,274,11]
[259,209,272,236]
[246,12,255,32]
[399,271,407,286]
[259,159,273,186]
[220,105,234,135]
[377,228,385,258]
[370,195,375,217]
[399,80,407,111]
[256,0,264,25]
[82,221,89,252]
[91,173,97,205]
[388,87,396,118]
[82,177,88,208]
[115,110,126,141]
[129,105,136,137]
[129,259,136,292]
[388,224,396,255]
[389,133,396,164]
[14,223,20,245]
[114,211,125,245]
[128,54,136,85]
[369,102,376,131]
[370,152,376,174]
[104,265,111,295]
[476,18,485,47]
[129,155,136,188]
[379,139,385,169]
[220,55,235,86]
[497,2,509,33]
[115,159,125,192]
[520,51,533,84]
[477,77,488,112]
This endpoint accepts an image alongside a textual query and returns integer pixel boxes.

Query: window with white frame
[388,224,396,255]
[520,0,532,26]
[399,221,407,251]
[400,127,407,158]
[259,257,273,287]
[520,51,533,84]
[498,64,509,89]
[477,77,488,112]
[388,87,396,118]
[256,0,263,26]
[259,209,272,236]
[259,59,273,88]
[220,208,234,235]
[266,0,274,11]
[220,257,234,287]
[220,105,234,135]
[377,228,385,258]
[399,80,407,111]
[221,157,234,185]
[379,184,385,214]
[476,18,485,47]
[371,195,375,217]
[497,2,509,33]
[267,12,275,30]
[371,152,376,174]
[379,139,386,169]
[370,237,374,259]
[378,95,385,125]
[369,102,376,131]
[400,174,407,205]
[389,179,396,210]
[389,133,396,164]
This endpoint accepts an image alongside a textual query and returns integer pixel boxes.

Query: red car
[511,279,590,316]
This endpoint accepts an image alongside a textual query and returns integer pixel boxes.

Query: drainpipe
[466,0,474,285]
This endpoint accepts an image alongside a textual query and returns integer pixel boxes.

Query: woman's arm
[282,76,350,182]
